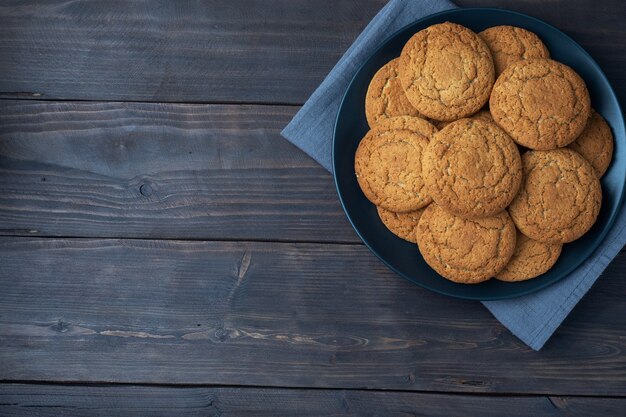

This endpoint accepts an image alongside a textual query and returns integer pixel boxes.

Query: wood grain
[0,237,624,395]
[0,0,623,104]
[0,100,357,242]
[0,0,385,104]
[1,384,624,417]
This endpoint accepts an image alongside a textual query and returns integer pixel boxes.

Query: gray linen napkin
[281,0,626,350]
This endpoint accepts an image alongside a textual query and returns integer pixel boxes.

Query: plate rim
[332,7,626,301]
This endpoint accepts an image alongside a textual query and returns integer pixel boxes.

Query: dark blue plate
[333,8,625,300]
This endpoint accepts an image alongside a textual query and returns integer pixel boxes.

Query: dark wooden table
[0,1,625,415]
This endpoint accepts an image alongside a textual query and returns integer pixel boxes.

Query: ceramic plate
[333,8,625,300]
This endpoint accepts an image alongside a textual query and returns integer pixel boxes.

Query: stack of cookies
[354,22,614,284]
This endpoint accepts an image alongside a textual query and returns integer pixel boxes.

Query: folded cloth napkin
[281,0,626,350]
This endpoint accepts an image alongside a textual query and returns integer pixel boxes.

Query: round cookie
[496,231,562,282]
[508,149,602,243]
[490,58,591,150]
[416,204,517,284]
[478,26,550,76]
[422,119,522,218]
[567,110,614,177]
[377,206,426,243]
[355,118,437,212]
[365,58,421,126]
[398,22,495,121]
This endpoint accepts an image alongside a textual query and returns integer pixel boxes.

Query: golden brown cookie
[377,206,426,243]
[423,119,522,218]
[478,26,550,76]
[496,231,562,282]
[567,110,614,177]
[354,118,438,212]
[365,58,421,126]
[416,204,516,283]
[398,22,495,121]
[508,149,602,243]
[490,58,591,150]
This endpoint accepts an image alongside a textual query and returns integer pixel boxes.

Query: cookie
[490,58,591,150]
[416,204,516,283]
[355,118,437,212]
[496,231,562,282]
[567,110,614,177]
[478,26,550,76]
[398,22,495,121]
[508,149,602,243]
[423,118,522,218]
[377,206,426,243]
[365,58,422,126]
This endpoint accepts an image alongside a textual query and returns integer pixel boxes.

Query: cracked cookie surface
[423,119,522,218]
[416,204,516,283]
[479,26,550,76]
[355,118,437,212]
[365,58,422,126]
[398,22,495,122]
[567,110,614,177]
[377,205,426,243]
[496,231,562,281]
[508,149,602,243]
[375,115,436,134]
[490,58,591,150]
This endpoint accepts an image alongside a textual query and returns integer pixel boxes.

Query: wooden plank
[0,0,623,104]
[0,0,385,104]
[0,238,624,395]
[0,100,358,242]
[1,384,624,417]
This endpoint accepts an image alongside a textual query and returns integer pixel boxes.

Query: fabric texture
[280,0,626,350]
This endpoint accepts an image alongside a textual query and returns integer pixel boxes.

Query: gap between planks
[0,233,362,246]
[1,380,626,399]
[0,95,304,107]
[0,235,624,255]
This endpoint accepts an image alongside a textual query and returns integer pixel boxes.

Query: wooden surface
[1,238,625,395]
[1,0,625,415]
[0,0,387,104]
[2,385,625,417]
[0,101,355,242]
